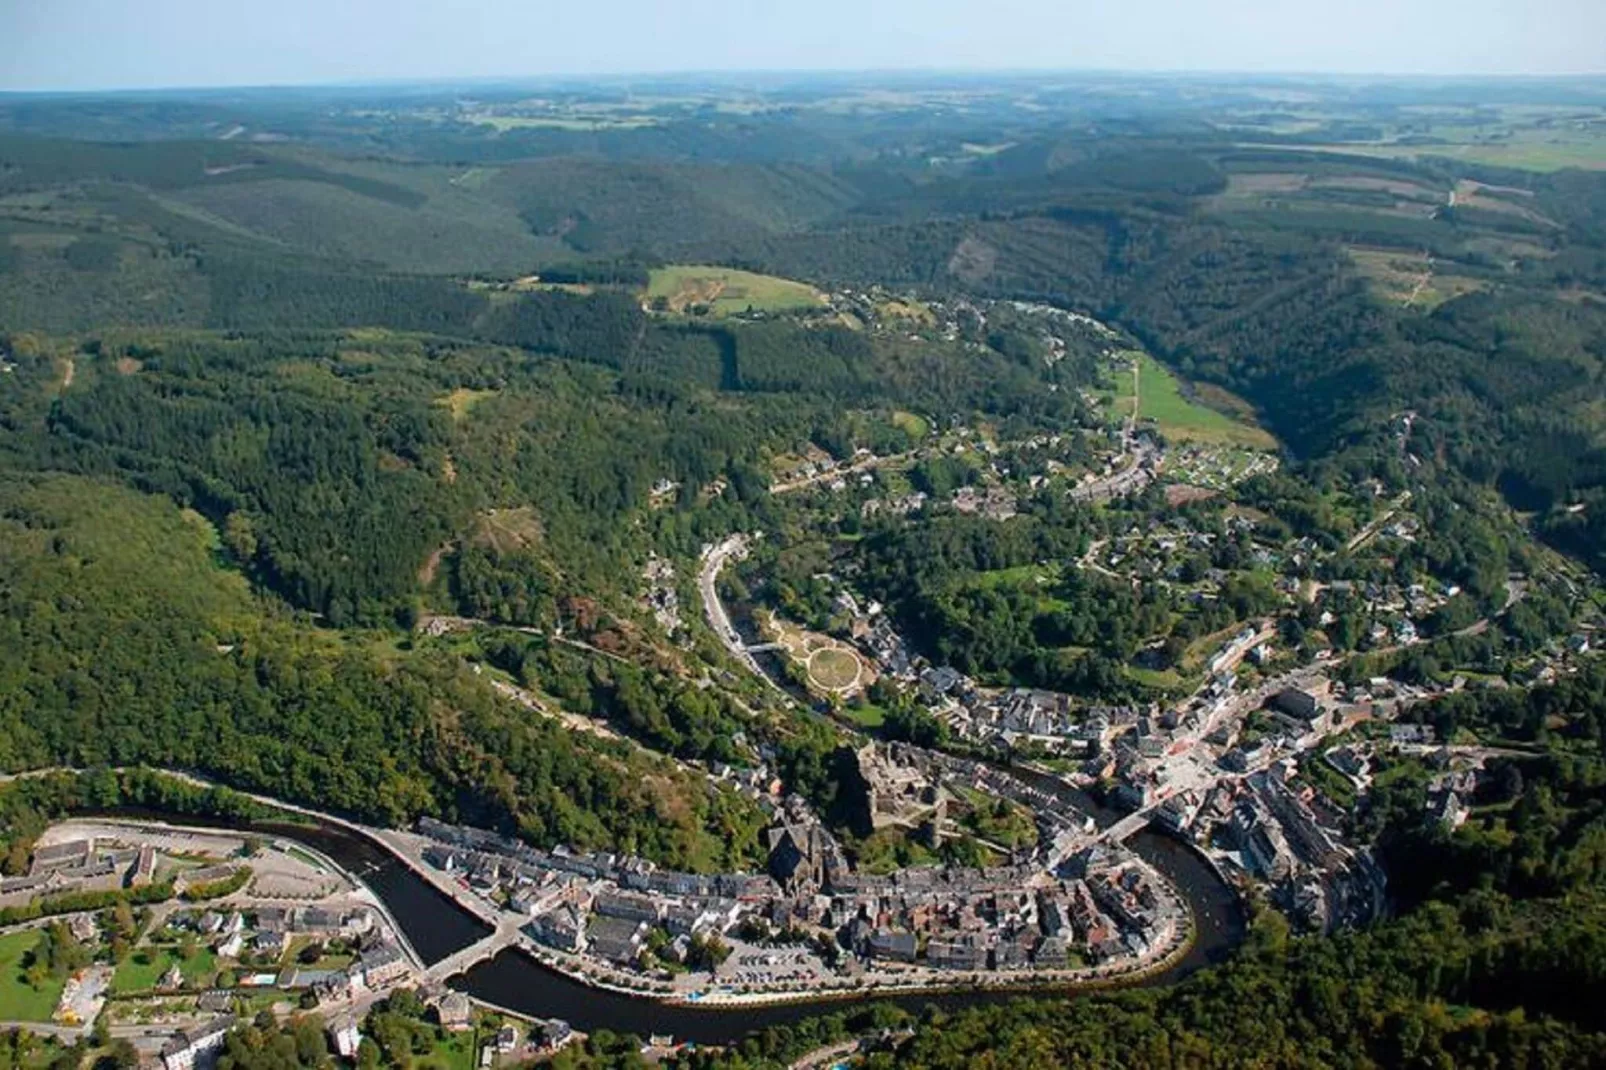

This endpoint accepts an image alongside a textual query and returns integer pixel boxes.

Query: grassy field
[891,410,930,439]
[1240,132,1606,173]
[842,702,887,729]
[646,265,825,316]
[1135,354,1277,449]
[111,947,219,995]
[1125,665,1189,692]
[809,648,863,691]
[0,930,66,1022]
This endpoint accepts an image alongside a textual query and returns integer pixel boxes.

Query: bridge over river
[421,916,527,983]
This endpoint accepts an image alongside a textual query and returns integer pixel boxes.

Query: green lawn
[891,410,930,440]
[646,265,824,316]
[973,564,1058,590]
[1135,354,1278,449]
[1125,665,1187,692]
[842,703,887,729]
[111,947,218,995]
[421,1029,480,1070]
[0,930,66,1022]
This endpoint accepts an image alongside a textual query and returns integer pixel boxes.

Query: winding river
[121,790,1239,1046]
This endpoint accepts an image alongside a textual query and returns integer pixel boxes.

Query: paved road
[698,536,794,704]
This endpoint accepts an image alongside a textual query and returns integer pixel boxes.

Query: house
[866,928,918,964]
[592,891,660,925]
[1271,688,1321,723]
[1431,792,1469,830]
[328,1018,362,1060]
[918,666,963,703]
[435,991,473,1032]
[161,1017,237,1070]
[535,1020,575,1052]
[1033,935,1069,968]
[1389,724,1436,745]
[926,935,986,971]
[296,907,342,934]
[197,991,233,1015]
[587,916,646,965]
[526,906,587,954]
[29,839,95,875]
[766,821,831,893]
[356,944,410,989]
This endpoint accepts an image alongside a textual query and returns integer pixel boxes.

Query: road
[770,450,916,496]
[1345,492,1412,553]
[698,535,794,704]
[1068,358,1161,503]
[420,916,526,983]
[490,679,623,742]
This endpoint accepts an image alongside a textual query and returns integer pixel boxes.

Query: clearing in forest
[646,265,825,316]
[1346,247,1486,310]
[434,388,497,420]
[1132,354,1278,450]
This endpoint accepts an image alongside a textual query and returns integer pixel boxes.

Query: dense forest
[0,474,765,871]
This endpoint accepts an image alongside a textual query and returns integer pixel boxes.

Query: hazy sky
[2,0,1604,91]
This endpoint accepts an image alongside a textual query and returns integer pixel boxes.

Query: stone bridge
[420,916,526,983]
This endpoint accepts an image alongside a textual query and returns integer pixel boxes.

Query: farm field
[646,265,825,316]
[1240,129,1606,172]
[1134,354,1278,449]
[0,930,66,1022]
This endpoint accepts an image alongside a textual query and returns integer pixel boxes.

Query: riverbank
[374,823,1197,1007]
[3,768,1242,1045]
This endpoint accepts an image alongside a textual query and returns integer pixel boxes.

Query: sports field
[646,265,825,316]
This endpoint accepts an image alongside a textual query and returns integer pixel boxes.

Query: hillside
[0,470,766,871]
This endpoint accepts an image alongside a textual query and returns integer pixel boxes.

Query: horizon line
[5,64,1606,97]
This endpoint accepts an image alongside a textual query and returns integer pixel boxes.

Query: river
[103,802,1237,1046]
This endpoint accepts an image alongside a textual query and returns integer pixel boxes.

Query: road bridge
[421,916,526,983]
[1103,811,1152,843]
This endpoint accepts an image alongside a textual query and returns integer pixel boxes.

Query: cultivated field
[646,265,825,316]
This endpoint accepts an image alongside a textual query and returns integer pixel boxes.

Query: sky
[2,0,1604,92]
